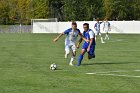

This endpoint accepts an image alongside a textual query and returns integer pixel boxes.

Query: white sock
[65,53,69,58]
[104,35,107,40]
[105,34,109,40]
[101,37,104,43]
[107,35,109,40]
[70,56,75,64]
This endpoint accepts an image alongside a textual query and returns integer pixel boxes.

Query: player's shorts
[104,29,111,33]
[95,30,101,36]
[82,43,95,56]
[65,43,76,54]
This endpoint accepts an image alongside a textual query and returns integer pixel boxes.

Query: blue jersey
[83,29,96,46]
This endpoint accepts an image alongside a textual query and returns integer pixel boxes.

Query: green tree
[0,0,9,24]
[32,0,49,19]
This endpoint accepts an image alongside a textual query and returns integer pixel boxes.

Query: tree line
[0,0,139,25]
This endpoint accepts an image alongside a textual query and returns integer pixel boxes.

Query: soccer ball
[50,63,57,70]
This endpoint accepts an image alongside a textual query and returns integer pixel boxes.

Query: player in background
[53,22,89,66]
[94,18,105,43]
[103,18,111,40]
[77,23,96,66]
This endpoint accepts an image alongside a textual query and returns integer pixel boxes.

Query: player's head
[96,18,99,22]
[71,22,77,30]
[83,23,89,31]
[104,17,108,21]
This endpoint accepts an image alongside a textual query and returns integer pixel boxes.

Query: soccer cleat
[92,54,95,58]
[69,63,74,66]
[101,41,105,43]
[76,64,80,66]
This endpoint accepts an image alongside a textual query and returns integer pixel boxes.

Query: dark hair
[72,22,77,26]
[96,18,99,21]
[83,23,89,28]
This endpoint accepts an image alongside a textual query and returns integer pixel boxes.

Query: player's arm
[53,32,64,42]
[87,31,94,52]
[108,22,111,30]
[103,22,105,31]
[79,32,89,42]
[94,23,97,30]
[77,37,83,48]
[87,38,94,52]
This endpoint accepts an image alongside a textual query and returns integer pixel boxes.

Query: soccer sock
[105,35,107,40]
[107,34,109,40]
[105,34,109,40]
[101,37,104,43]
[77,54,83,66]
[65,52,69,58]
[70,56,75,64]
[95,36,97,41]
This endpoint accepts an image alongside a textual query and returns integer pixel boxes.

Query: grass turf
[0,33,140,93]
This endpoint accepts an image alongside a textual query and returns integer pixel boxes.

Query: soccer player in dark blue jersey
[77,23,96,66]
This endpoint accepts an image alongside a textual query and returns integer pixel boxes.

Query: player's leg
[105,30,110,40]
[65,44,70,58]
[95,31,98,41]
[88,45,95,59]
[99,32,105,43]
[77,49,86,66]
[77,44,87,66]
[106,31,109,40]
[105,30,109,40]
[69,45,76,66]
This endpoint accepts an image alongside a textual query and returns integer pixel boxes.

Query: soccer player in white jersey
[53,22,88,66]
[103,18,111,40]
[94,18,105,43]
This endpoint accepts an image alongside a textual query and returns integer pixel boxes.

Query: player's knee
[66,50,70,55]
[72,51,76,56]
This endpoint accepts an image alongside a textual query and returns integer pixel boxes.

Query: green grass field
[0,33,140,93]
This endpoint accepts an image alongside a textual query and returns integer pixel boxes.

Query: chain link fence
[0,25,32,33]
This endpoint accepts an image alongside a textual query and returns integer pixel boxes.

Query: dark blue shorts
[82,43,95,56]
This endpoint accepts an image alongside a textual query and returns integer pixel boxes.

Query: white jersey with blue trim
[104,21,110,30]
[64,28,80,45]
[94,22,102,31]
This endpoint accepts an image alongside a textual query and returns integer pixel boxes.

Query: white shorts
[95,30,101,36]
[65,42,76,54]
[104,29,111,33]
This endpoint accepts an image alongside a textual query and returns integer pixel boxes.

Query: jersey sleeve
[100,22,102,24]
[89,30,94,39]
[108,22,110,26]
[64,28,71,35]
[77,29,81,34]
[94,23,97,27]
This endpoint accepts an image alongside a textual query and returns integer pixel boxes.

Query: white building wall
[33,21,140,34]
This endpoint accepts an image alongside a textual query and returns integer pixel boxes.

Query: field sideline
[0,33,140,93]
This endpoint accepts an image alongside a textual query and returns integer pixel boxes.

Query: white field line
[95,74,140,78]
[86,70,140,78]
[110,39,123,42]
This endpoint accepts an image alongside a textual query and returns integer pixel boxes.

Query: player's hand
[85,39,89,42]
[87,46,90,52]
[83,38,89,42]
[76,44,80,49]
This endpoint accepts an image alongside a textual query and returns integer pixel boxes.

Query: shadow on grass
[82,61,140,66]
